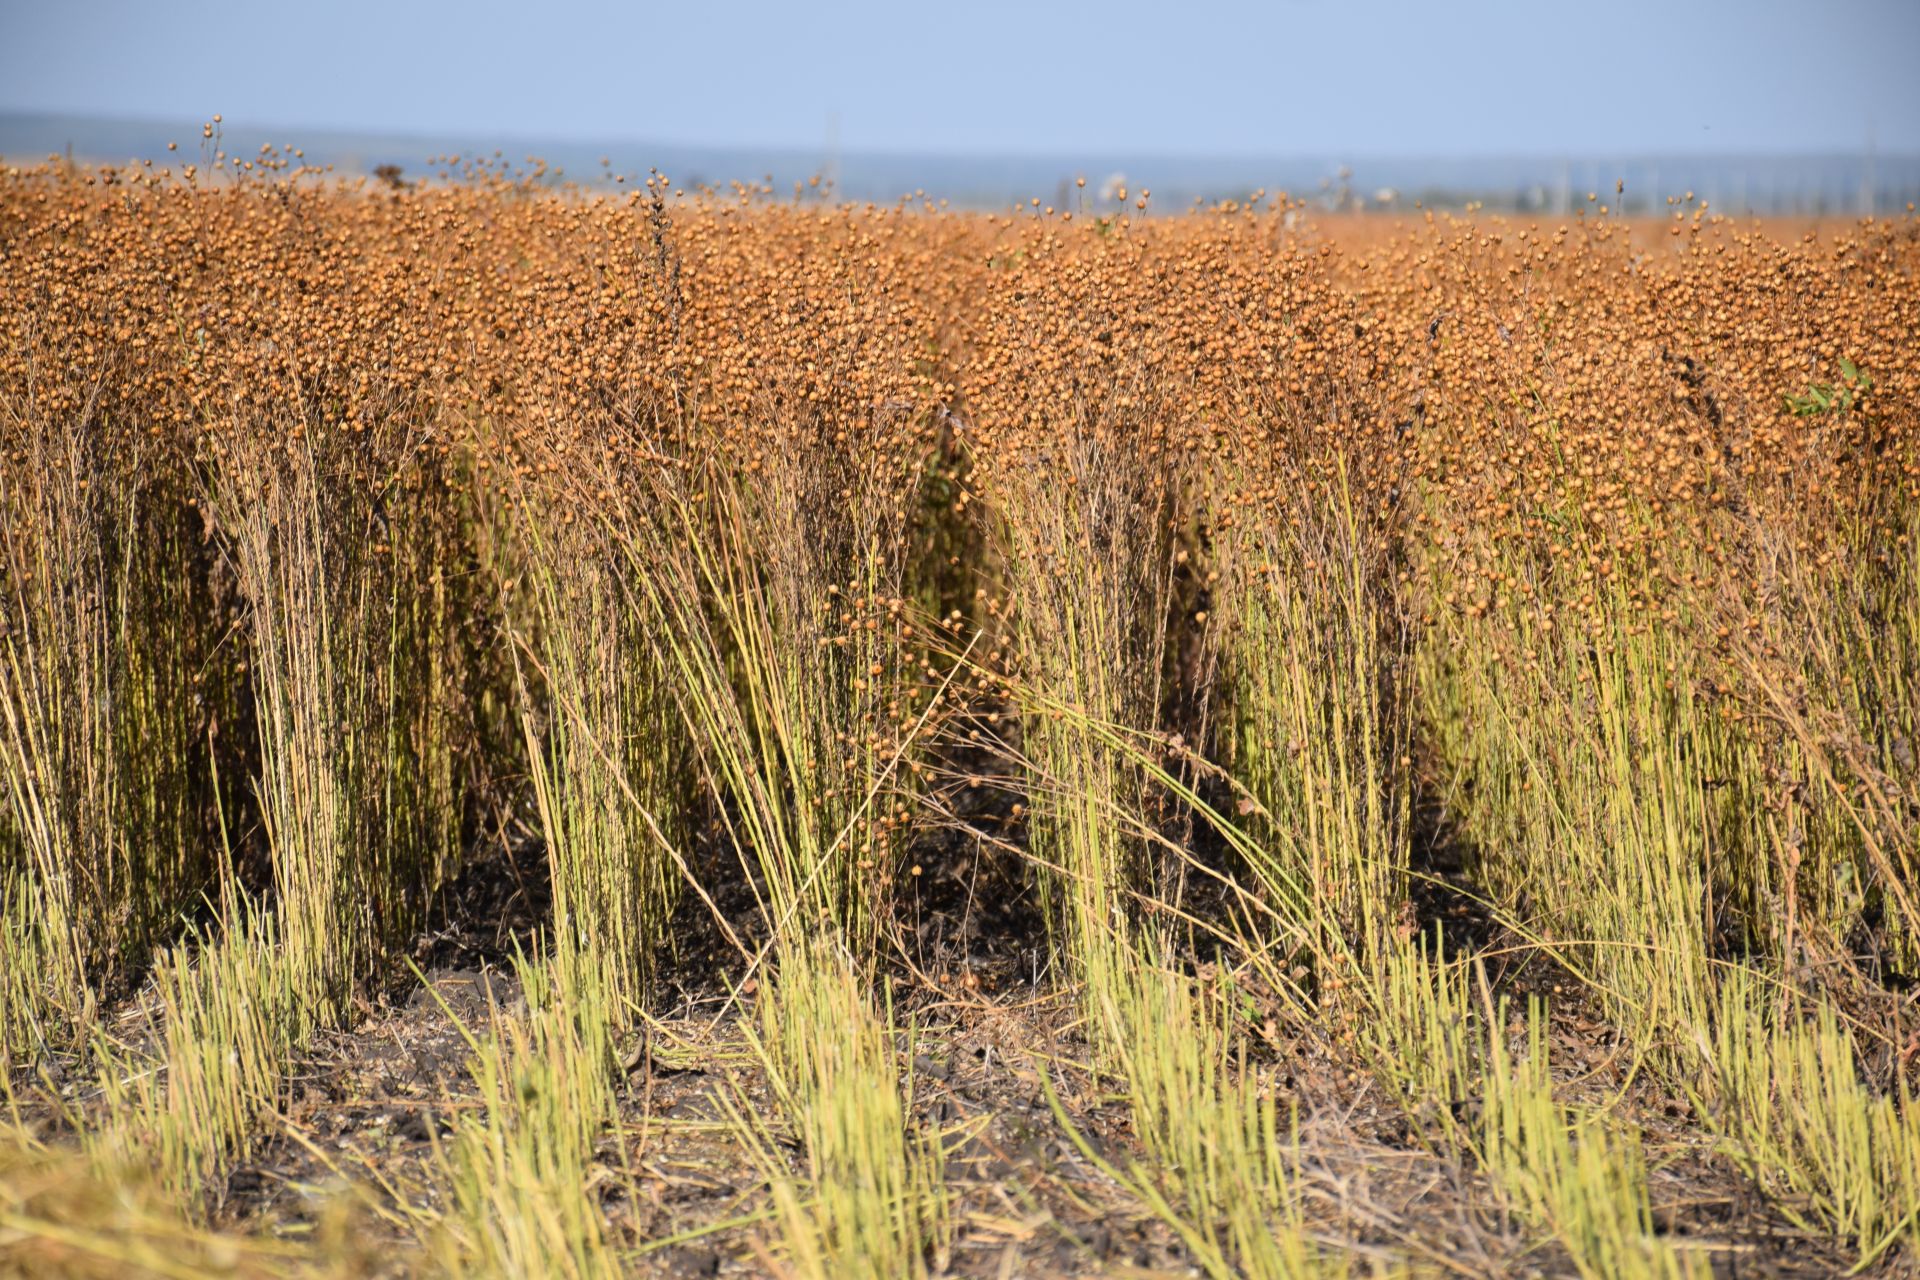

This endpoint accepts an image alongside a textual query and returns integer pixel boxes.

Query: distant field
[1,154,1916,1278]
[10,110,1920,213]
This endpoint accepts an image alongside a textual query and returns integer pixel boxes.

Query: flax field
[2,143,1918,1278]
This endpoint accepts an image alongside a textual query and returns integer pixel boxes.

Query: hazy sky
[2,0,1916,157]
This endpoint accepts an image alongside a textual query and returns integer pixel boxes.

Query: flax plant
[427,946,621,1279]
[979,417,1184,987]
[1478,1004,1697,1280]
[740,936,949,1279]
[618,432,951,1274]
[84,422,471,1203]
[1706,970,1920,1269]
[1415,541,1729,1065]
[591,412,935,955]
[512,505,682,1026]
[1066,932,1346,1280]
[210,425,463,1021]
[1212,457,1413,966]
[1713,491,1920,972]
[0,397,216,1056]
[88,911,299,1203]
[1364,946,1694,1277]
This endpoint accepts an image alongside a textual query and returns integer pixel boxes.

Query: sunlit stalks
[545,401,949,1273]
[211,429,462,1022]
[738,935,948,1280]
[0,402,215,1056]
[0,413,113,1053]
[979,419,1183,983]
[217,440,359,1020]
[1416,546,1725,1065]
[426,945,621,1280]
[1023,671,1693,1278]
[976,674,1353,1274]
[1716,491,1920,972]
[595,425,932,956]
[88,910,299,1205]
[1705,969,1920,1270]
[610,440,953,1274]
[513,509,681,1027]
[1058,929,1348,1280]
[1213,458,1413,969]
[1478,1003,1698,1280]
[78,426,472,1207]
[982,669,1323,1019]
[1361,941,1696,1276]
[0,865,88,1072]
[1355,935,1482,1145]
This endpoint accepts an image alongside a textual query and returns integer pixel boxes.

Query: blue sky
[2,0,1916,157]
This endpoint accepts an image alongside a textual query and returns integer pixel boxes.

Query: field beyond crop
[2,149,1918,1278]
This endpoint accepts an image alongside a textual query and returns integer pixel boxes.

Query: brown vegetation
[1,143,1917,1276]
